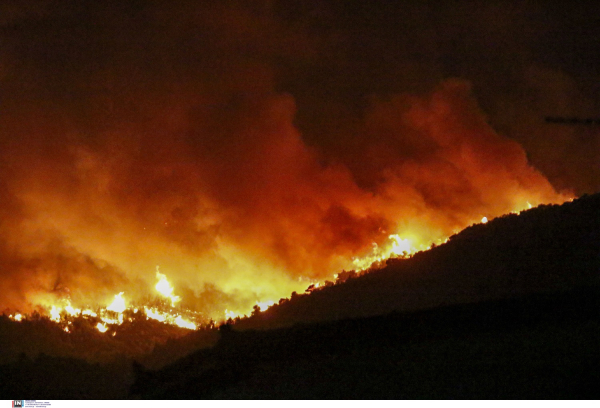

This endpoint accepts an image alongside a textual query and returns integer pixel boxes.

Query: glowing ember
[96,322,108,333]
[481,217,488,224]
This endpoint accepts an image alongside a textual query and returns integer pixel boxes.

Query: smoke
[0,1,580,316]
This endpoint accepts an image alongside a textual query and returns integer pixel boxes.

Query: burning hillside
[2,191,598,398]
[0,79,570,326]
[6,267,200,334]
[0,1,586,331]
[234,192,600,330]
[1,1,599,399]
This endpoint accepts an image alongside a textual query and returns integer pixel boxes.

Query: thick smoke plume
[0,1,577,317]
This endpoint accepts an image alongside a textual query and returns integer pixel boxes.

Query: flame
[389,235,415,256]
[82,309,97,317]
[144,306,197,330]
[174,315,197,330]
[144,306,167,322]
[352,234,426,271]
[349,200,543,272]
[155,266,181,307]
[106,292,126,313]
[225,309,239,320]
[223,298,280,321]
[49,305,62,322]
[256,300,276,312]
[5,268,202,334]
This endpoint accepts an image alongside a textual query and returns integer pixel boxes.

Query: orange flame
[106,292,126,313]
[154,267,181,307]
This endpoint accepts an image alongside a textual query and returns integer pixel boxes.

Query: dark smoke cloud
[0,1,585,316]
[278,1,600,194]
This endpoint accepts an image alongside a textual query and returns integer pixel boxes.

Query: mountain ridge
[235,193,600,329]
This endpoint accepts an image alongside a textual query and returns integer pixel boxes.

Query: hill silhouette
[1,193,599,398]
[235,193,600,329]
[132,287,600,398]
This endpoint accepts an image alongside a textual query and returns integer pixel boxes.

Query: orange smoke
[0,77,569,320]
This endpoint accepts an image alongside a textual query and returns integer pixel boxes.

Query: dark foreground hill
[131,193,600,399]
[0,316,219,398]
[133,286,600,399]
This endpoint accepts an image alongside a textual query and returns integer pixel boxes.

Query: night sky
[0,1,598,317]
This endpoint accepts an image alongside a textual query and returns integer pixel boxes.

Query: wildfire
[351,234,425,271]
[10,313,23,322]
[50,305,61,322]
[349,200,544,272]
[224,309,238,320]
[389,235,416,256]
[143,306,197,330]
[3,199,565,334]
[222,298,281,321]
[256,300,276,312]
[5,268,201,333]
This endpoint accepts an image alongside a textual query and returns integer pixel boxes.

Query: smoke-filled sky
[0,1,597,317]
